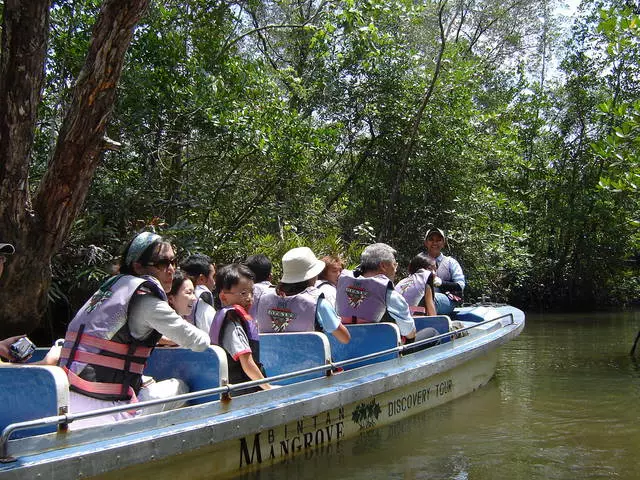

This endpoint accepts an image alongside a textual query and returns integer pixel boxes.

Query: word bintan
[239,408,346,468]
[387,379,453,417]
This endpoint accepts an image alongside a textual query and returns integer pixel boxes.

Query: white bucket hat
[281,247,326,283]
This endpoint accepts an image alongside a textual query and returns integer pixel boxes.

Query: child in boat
[315,254,345,309]
[254,247,350,344]
[244,253,275,317]
[394,252,437,316]
[210,263,274,394]
[180,254,217,333]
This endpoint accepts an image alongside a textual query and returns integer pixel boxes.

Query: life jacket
[59,274,166,401]
[210,305,263,390]
[187,285,216,332]
[395,269,432,314]
[336,270,393,324]
[255,287,322,333]
[248,281,274,318]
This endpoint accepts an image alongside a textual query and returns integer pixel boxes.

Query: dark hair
[318,255,345,280]
[215,263,255,292]
[180,253,213,278]
[119,234,170,275]
[169,270,190,296]
[408,252,434,275]
[244,254,272,283]
[277,279,314,296]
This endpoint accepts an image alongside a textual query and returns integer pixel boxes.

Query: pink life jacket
[336,270,393,324]
[59,274,165,401]
[395,269,433,314]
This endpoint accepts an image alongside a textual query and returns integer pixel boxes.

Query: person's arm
[316,298,350,343]
[385,290,416,339]
[129,294,210,351]
[424,285,437,316]
[0,335,25,361]
[238,353,273,390]
[446,258,465,292]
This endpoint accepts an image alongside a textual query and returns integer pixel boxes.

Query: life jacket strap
[60,348,146,374]
[63,330,153,357]
[64,367,139,401]
[409,306,426,314]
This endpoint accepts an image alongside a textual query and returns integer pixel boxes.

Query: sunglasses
[147,257,177,269]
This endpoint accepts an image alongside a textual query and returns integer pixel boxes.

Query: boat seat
[0,365,69,439]
[143,345,228,405]
[454,306,491,322]
[413,315,453,343]
[260,332,331,385]
[328,322,401,371]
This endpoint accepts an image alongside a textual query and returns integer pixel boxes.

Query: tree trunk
[0,0,150,337]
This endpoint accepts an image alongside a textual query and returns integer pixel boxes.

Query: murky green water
[249,311,640,480]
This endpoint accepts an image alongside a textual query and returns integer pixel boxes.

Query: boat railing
[0,312,514,462]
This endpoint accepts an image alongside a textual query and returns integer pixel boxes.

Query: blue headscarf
[124,232,161,267]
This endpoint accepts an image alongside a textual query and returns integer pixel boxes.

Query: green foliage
[31,0,640,316]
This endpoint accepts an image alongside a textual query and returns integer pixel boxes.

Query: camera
[9,337,36,363]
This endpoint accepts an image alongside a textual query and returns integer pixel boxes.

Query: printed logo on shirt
[345,285,368,308]
[85,289,113,314]
[267,308,296,332]
[396,278,415,295]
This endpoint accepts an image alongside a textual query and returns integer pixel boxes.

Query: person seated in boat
[337,243,438,344]
[180,253,217,333]
[423,228,465,314]
[244,253,274,317]
[58,231,211,428]
[210,263,274,394]
[254,247,350,344]
[0,242,63,365]
[395,252,437,316]
[314,254,345,309]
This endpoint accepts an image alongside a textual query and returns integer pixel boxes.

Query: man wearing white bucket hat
[254,247,350,344]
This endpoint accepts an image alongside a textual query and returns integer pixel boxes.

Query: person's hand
[0,335,26,361]
[433,276,442,287]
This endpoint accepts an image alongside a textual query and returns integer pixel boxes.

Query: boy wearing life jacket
[244,253,275,317]
[209,264,273,395]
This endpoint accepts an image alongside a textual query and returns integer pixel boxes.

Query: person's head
[167,270,196,317]
[408,252,436,275]
[424,228,446,258]
[360,243,398,280]
[216,263,255,309]
[244,254,272,283]
[180,253,216,291]
[119,232,176,292]
[318,255,345,285]
[0,242,15,278]
[280,247,325,288]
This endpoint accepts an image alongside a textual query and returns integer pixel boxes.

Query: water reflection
[252,311,640,480]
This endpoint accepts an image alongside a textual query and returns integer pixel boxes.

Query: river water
[246,311,640,480]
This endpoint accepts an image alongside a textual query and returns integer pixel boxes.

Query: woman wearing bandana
[58,232,210,428]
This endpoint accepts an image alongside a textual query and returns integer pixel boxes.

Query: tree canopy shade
[0,0,638,339]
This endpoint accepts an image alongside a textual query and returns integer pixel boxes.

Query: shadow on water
[241,310,640,480]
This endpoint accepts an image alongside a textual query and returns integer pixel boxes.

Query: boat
[0,305,524,479]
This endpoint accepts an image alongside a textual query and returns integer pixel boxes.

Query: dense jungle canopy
[0,0,638,339]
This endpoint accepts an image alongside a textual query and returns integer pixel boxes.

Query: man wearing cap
[424,228,465,314]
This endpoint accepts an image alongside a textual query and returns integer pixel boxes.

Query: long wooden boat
[0,305,524,479]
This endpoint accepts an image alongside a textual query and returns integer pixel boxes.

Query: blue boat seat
[0,365,69,439]
[454,306,491,322]
[413,315,453,343]
[143,345,228,405]
[260,332,331,385]
[328,323,401,371]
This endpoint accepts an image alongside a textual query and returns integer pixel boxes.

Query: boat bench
[413,315,453,343]
[0,365,69,439]
[144,345,228,405]
[328,323,401,371]
[260,332,331,386]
